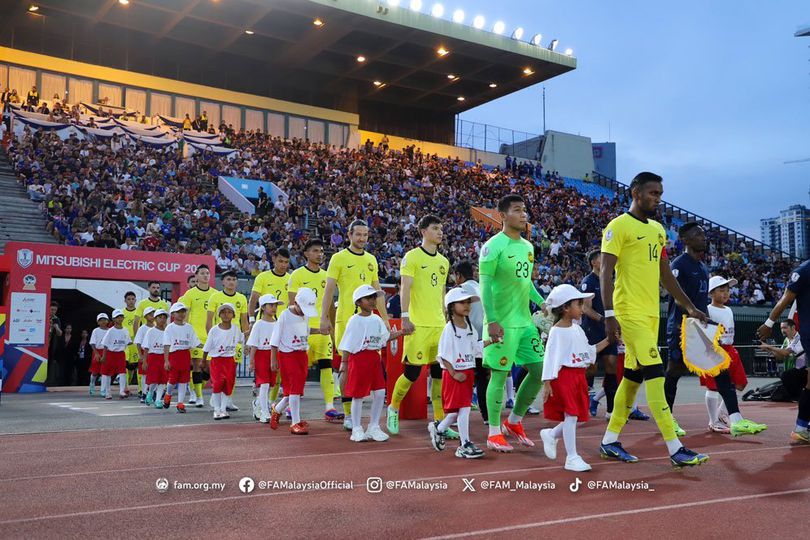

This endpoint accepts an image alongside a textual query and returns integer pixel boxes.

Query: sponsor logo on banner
[17,248,34,269]
[23,274,37,291]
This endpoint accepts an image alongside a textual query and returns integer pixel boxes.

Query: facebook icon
[239,477,255,493]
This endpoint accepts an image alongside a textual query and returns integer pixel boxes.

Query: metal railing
[455,118,540,157]
[591,171,794,260]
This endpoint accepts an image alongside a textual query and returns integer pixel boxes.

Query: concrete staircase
[0,153,58,253]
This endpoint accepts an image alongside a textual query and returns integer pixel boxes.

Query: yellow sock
[645,376,677,441]
[390,374,414,410]
[136,372,143,392]
[343,400,352,416]
[606,377,641,434]
[320,368,334,408]
[270,373,280,402]
[195,382,204,398]
[430,378,444,422]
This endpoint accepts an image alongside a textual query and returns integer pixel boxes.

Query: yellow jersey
[326,248,379,323]
[121,307,138,339]
[252,270,291,314]
[601,213,667,319]
[178,285,218,343]
[288,266,328,328]
[400,246,449,327]
[135,297,169,320]
[208,290,249,330]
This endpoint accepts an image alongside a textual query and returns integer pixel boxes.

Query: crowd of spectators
[1,93,794,305]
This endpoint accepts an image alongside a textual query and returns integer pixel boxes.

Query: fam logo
[439,266,446,275]
[23,274,37,291]
[367,263,375,272]
[17,248,34,269]
[527,252,534,263]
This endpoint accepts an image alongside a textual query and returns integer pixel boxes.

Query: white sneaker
[213,411,224,420]
[259,412,270,424]
[540,428,558,460]
[350,426,368,442]
[366,425,389,442]
[605,411,612,420]
[564,455,592,472]
[221,411,230,419]
[343,417,353,431]
[527,406,541,415]
[252,399,261,421]
[195,396,204,408]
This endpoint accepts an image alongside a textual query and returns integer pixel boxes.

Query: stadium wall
[539,130,594,179]
[0,47,358,146]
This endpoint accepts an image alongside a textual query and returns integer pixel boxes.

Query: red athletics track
[0,402,807,539]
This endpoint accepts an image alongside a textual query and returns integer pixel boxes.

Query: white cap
[111,309,124,319]
[142,307,156,318]
[258,293,285,310]
[154,309,168,318]
[352,284,383,305]
[709,276,738,293]
[169,302,188,314]
[546,283,594,309]
[96,313,109,322]
[216,302,236,316]
[295,288,318,318]
[444,287,480,307]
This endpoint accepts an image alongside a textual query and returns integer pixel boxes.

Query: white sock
[665,438,682,455]
[166,383,174,397]
[290,395,301,425]
[333,372,340,395]
[602,430,619,445]
[351,399,364,429]
[705,391,721,424]
[718,399,728,419]
[155,384,165,402]
[118,373,127,395]
[438,412,458,432]
[488,423,501,437]
[595,387,606,401]
[551,422,564,439]
[89,374,97,387]
[729,412,744,424]
[275,396,289,413]
[507,411,523,424]
[562,414,578,458]
[212,393,222,413]
[632,396,640,409]
[178,383,186,404]
[226,394,234,407]
[101,375,111,396]
[457,407,471,444]
[369,389,385,428]
[259,384,270,415]
[506,377,515,401]
[189,383,198,400]
[148,383,156,396]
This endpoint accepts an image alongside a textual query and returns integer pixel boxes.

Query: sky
[456,0,810,238]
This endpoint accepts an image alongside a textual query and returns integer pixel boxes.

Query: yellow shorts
[403,326,443,366]
[308,333,333,365]
[126,344,140,364]
[619,315,661,370]
[335,320,348,354]
[191,346,204,361]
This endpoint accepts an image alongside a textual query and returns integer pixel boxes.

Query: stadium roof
[1,0,575,116]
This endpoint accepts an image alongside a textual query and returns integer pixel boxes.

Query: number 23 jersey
[601,213,667,319]
[479,232,535,328]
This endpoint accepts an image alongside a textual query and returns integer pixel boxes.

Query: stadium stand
[0,98,794,305]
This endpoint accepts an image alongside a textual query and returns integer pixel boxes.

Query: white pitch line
[0,445,806,527]
[420,486,810,539]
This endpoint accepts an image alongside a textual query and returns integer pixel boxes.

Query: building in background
[760,205,810,259]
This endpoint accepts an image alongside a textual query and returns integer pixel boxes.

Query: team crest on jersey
[528,252,534,263]
[236,301,242,309]
[649,348,658,359]
[499,357,508,366]
[605,230,613,242]
[791,272,800,283]
[439,266,446,275]
[581,283,587,292]
[321,280,326,289]
[417,351,423,360]
[367,263,374,272]
[658,233,665,246]
[672,269,679,278]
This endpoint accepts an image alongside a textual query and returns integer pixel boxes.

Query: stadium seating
[0,99,794,305]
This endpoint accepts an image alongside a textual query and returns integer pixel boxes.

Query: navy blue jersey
[580,272,606,343]
[787,259,810,344]
[666,253,709,347]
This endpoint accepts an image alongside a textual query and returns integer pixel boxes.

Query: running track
[0,402,806,539]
